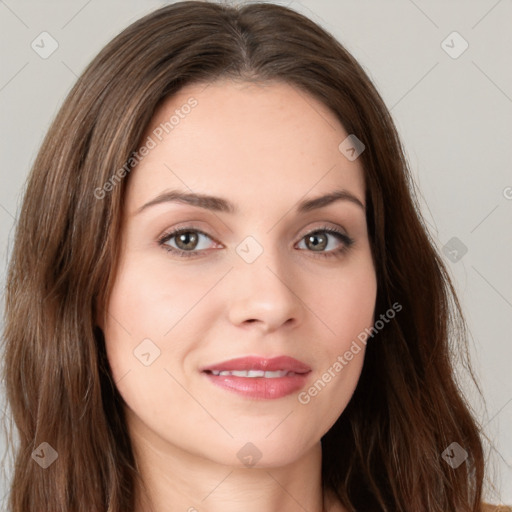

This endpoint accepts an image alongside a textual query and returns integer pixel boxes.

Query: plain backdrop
[0,0,511,507]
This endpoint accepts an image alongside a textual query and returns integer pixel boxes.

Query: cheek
[296,256,376,425]
[298,347,365,435]
[312,255,377,348]
[101,257,204,432]
[101,253,228,393]
[104,253,218,344]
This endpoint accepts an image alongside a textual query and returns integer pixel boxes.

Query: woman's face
[101,79,377,468]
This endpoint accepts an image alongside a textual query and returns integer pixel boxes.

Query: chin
[202,431,319,470]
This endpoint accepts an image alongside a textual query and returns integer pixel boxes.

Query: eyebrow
[135,188,365,215]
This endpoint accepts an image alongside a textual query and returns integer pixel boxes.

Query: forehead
[126,79,366,210]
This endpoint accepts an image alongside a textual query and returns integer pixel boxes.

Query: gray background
[0,0,511,507]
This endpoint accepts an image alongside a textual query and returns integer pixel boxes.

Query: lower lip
[202,372,310,399]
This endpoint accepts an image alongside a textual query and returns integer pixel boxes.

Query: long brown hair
[2,1,486,510]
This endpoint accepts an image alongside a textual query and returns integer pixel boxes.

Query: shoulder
[482,504,512,512]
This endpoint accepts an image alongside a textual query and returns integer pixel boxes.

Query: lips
[200,356,312,400]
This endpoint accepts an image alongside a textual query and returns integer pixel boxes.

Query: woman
[2,1,506,511]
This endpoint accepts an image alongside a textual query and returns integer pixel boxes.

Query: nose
[226,245,304,334]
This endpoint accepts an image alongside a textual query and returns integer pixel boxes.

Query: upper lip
[200,356,311,374]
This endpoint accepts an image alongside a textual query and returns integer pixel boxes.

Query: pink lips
[201,356,311,400]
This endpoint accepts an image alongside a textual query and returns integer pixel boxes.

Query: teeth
[210,369,293,378]
[263,370,288,378]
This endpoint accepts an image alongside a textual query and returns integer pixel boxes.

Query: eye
[158,228,219,257]
[296,227,354,258]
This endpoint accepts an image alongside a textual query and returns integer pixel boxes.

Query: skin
[100,79,377,512]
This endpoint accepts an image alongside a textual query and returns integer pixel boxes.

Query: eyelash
[157,225,354,260]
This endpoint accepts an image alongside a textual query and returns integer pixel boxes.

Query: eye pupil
[176,231,198,250]
[306,233,327,251]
